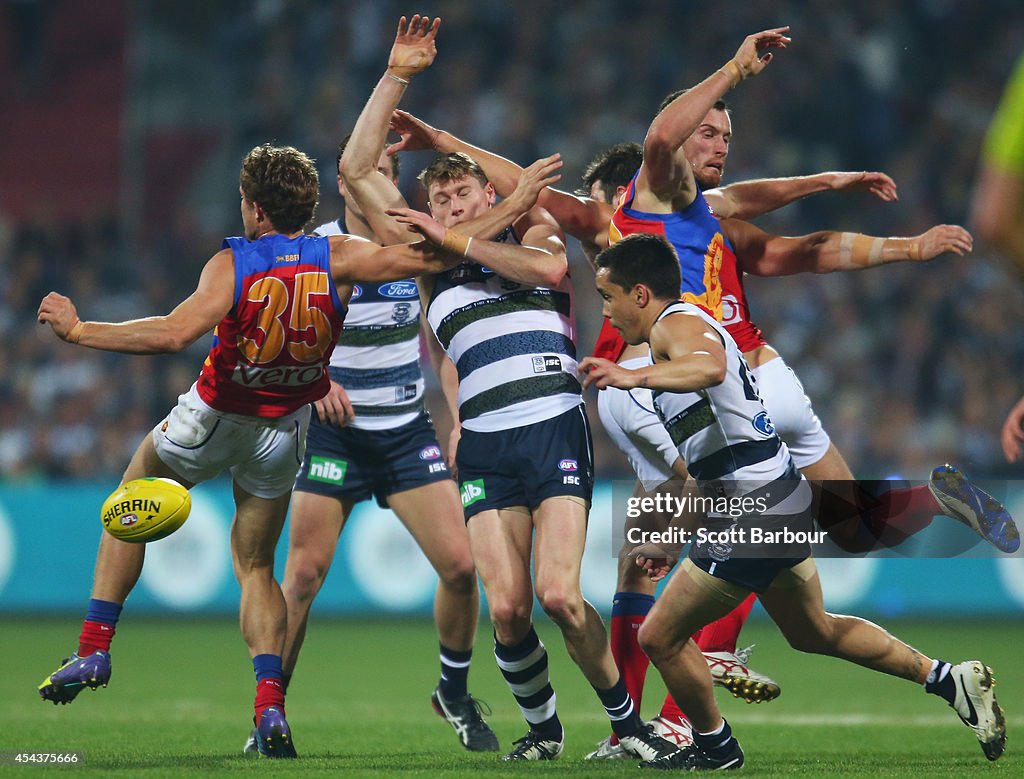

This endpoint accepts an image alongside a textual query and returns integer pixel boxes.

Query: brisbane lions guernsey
[196,233,347,417]
[593,173,766,361]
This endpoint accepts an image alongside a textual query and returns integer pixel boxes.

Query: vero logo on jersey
[461,479,486,507]
[232,364,324,388]
[752,410,775,437]
[377,281,418,299]
[419,445,442,461]
[308,456,347,485]
[558,459,578,472]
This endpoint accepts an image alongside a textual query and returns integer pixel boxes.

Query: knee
[784,615,835,655]
[637,619,671,664]
[283,554,331,603]
[489,597,533,642]
[436,553,478,595]
[537,586,586,632]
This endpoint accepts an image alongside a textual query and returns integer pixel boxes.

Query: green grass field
[3,616,1020,776]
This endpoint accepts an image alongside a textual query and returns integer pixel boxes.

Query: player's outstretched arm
[708,170,898,220]
[342,15,440,245]
[727,219,973,276]
[638,27,790,209]
[390,110,608,248]
[37,251,234,353]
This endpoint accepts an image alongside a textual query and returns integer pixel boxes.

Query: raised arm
[724,218,973,277]
[636,27,790,212]
[707,171,898,220]
[390,110,610,250]
[341,15,440,245]
[38,251,234,354]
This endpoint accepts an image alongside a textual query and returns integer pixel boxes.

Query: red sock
[254,678,286,724]
[695,595,756,654]
[609,592,655,745]
[863,485,938,547]
[78,620,115,656]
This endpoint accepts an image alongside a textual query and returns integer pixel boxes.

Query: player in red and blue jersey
[35,142,495,758]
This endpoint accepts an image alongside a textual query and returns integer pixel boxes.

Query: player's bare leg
[280,491,354,675]
[38,435,194,705]
[231,484,296,758]
[470,508,563,759]
[389,480,496,751]
[759,566,1006,761]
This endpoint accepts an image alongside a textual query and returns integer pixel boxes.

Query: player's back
[197,232,347,418]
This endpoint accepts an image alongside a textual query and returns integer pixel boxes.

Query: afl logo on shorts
[351,284,363,301]
[752,410,775,437]
[378,280,418,299]
[558,459,578,472]
[419,445,442,461]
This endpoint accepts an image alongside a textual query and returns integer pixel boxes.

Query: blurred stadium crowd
[2,0,1023,482]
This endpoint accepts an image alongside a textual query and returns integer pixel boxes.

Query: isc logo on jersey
[377,281,418,299]
[752,410,775,437]
[419,445,442,461]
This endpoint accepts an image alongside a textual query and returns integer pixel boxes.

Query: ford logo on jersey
[558,459,578,472]
[351,284,363,300]
[378,280,418,299]
[419,445,442,461]
[752,410,775,437]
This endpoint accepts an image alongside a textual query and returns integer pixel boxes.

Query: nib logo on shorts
[308,456,347,485]
[460,479,486,507]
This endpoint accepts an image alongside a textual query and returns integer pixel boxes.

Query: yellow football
[100,477,192,543]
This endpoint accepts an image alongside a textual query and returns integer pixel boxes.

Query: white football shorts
[750,355,830,469]
[151,383,311,499]
[596,356,678,486]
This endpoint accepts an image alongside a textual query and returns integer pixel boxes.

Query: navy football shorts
[456,404,594,521]
[295,412,452,508]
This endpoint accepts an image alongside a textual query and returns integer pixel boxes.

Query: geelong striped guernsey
[650,302,791,492]
[426,226,582,433]
[315,219,425,431]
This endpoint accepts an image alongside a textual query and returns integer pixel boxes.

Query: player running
[579,232,1007,768]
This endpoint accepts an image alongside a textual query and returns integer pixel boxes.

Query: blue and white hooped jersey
[315,219,424,431]
[426,225,582,433]
[651,302,793,500]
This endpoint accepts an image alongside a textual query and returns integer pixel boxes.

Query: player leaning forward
[341,15,679,761]
[34,142,510,758]
[579,233,1006,769]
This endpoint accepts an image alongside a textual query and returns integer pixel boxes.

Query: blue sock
[439,643,472,700]
[253,654,283,683]
[86,598,122,627]
[694,718,733,752]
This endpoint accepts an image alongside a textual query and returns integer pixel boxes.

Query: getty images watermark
[608,477,1023,559]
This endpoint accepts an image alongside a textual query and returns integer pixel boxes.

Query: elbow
[160,333,191,353]
[708,363,727,387]
[643,128,674,161]
[539,255,569,288]
[339,154,371,182]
